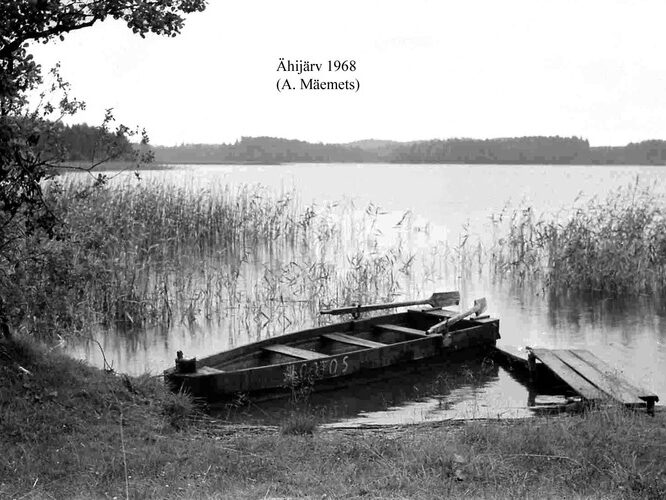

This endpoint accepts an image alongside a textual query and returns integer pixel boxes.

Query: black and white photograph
[2,1,665,498]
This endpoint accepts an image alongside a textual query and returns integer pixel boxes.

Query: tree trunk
[0,296,12,340]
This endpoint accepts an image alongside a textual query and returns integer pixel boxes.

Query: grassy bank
[2,337,665,499]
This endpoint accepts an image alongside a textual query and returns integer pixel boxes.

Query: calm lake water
[65,163,666,424]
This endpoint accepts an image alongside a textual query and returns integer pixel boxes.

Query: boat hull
[165,310,500,400]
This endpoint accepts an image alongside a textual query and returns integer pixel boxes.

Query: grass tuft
[161,389,199,430]
[279,411,319,436]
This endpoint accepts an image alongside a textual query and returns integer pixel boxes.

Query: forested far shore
[150,136,666,165]
[54,129,666,165]
[58,123,135,162]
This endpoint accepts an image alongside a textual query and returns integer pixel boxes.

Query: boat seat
[322,332,386,348]
[374,324,427,337]
[197,366,225,374]
[263,344,328,360]
[415,308,458,319]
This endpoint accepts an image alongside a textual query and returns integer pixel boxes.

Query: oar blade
[427,296,487,335]
[429,291,460,308]
[473,297,487,316]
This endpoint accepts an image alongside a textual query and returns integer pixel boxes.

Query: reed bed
[14,175,665,341]
[19,177,457,338]
[489,180,666,294]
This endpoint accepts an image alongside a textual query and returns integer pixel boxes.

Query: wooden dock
[527,348,659,414]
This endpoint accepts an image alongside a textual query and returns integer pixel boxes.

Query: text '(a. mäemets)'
[276,58,360,93]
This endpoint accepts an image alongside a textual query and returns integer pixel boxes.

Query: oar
[427,297,487,335]
[320,291,460,316]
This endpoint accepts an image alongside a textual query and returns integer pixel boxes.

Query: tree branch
[0,17,100,60]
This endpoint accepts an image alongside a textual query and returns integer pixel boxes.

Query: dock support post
[527,350,537,382]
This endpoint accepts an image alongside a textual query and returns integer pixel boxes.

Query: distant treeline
[58,123,134,162]
[153,137,376,163]
[151,136,666,165]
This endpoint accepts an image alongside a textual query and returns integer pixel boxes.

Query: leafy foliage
[59,123,134,161]
[0,0,207,336]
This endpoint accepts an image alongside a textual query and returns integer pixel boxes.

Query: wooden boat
[164,292,500,400]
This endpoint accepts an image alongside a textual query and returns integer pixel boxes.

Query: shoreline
[57,159,666,169]
[2,337,665,499]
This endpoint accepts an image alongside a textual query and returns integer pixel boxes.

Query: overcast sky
[28,0,666,147]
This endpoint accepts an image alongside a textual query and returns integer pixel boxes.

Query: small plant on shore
[161,390,199,430]
[279,410,319,435]
[280,364,320,435]
[282,364,317,406]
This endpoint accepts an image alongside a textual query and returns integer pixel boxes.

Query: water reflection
[489,282,666,402]
[212,355,537,426]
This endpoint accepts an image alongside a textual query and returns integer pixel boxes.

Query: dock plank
[322,332,386,348]
[570,349,658,403]
[530,348,605,401]
[552,350,644,406]
[263,344,328,360]
[374,324,427,337]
